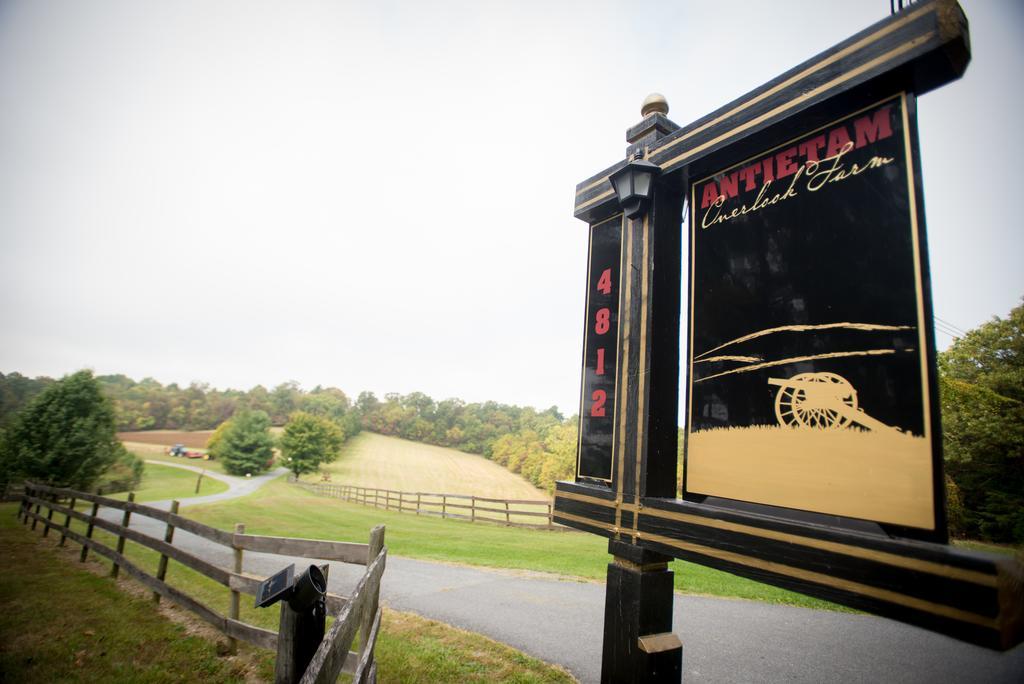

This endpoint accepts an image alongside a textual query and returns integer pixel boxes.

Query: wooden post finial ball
[641,93,669,118]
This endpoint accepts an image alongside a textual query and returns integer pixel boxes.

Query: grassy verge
[0,508,261,683]
[377,611,572,683]
[185,479,845,611]
[4,503,574,682]
[107,462,229,503]
[952,539,1022,557]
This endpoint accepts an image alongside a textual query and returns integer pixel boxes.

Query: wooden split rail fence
[17,481,387,684]
[293,479,561,530]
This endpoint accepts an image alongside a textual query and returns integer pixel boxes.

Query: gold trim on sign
[576,188,617,213]
[633,212,650,542]
[574,217,598,480]
[577,175,612,198]
[555,490,617,508]
[658,33,935,172]
[654,4,933,165]
[555,510,618,535]
[637,506,996,587]
[615,214,633,535]
[900,92,933,442]
[686,182,697,493]
[636,530,996,629]
[574,2,936,207]
[553,491,995,586]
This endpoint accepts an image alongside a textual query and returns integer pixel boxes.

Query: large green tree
[279,412,345,478]
[209,410,275,476]
[939,299,1024,542]
[0,370,128,490]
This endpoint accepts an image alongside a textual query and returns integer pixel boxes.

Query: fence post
[19,485,30,524]
[442,495,447,519]
[505,501,511,526]
[41,492,57,537]
[60,496,76,546]
[111,492,135,578]
[471,496,476,523]
[398,490,403,513]
[81,501,99,562]
[153,500,180,603]
[230,522,245,654]
[359,525,386,676]
[416,493,421,515]
[548,502,554,529]
[30,491,42,530]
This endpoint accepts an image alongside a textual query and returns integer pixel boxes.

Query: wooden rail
[292,479,561,530]
[16,482,386,683]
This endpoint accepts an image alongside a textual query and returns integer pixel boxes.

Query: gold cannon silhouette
[767,372,898,432]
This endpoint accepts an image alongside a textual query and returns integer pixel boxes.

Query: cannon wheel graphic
[768,372,897,432]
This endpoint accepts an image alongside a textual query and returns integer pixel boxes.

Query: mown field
[309,433,548,500]
[1,504,574,683]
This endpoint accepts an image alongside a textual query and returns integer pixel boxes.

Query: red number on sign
[596,348,606,375]
[595,308,610,334]
[591,389,606,417]
[597,268,612,295]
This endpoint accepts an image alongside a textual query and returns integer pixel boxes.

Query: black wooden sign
[556,0,1023,663]
[686,94,943,538]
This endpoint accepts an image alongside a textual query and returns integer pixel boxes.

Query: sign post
[555,2,1023,681]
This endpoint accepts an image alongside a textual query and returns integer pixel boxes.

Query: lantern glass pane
[633,170,652,199]
[612,172,633,200]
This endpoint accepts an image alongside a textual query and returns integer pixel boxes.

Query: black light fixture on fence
[608,151,661,219]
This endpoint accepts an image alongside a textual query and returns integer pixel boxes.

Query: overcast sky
[1,0,1021,416]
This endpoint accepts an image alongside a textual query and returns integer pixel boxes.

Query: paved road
[101,474,1023,683]
[143,459,289,506]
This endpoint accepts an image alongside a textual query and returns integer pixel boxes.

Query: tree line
[1,297,1020,542]
[0,374,360,435]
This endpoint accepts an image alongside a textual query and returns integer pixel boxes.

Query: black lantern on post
[609,152,661,219]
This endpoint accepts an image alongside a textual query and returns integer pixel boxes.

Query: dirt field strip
[118,429,216,449]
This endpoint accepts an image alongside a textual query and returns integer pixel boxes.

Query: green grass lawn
[107,462,229,503]
[4,503,574,683]
[184,479,845,611]
[0,508,262,683]
[952,539,1022,557]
